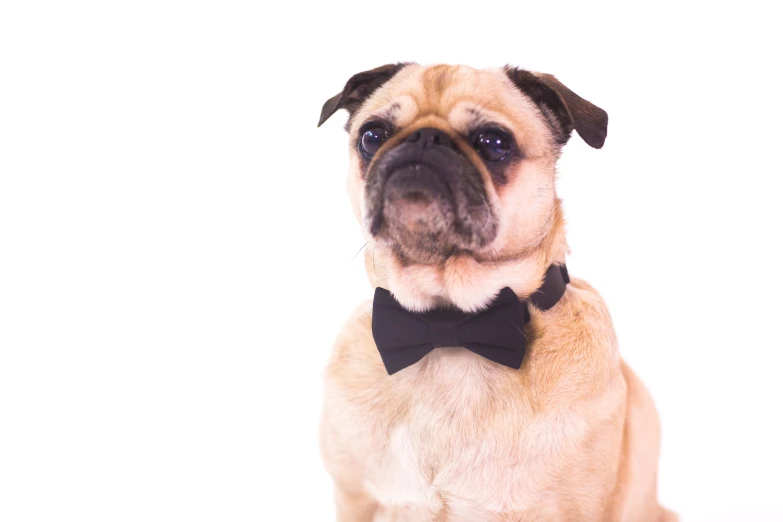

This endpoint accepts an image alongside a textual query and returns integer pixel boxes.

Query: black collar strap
[524,263,570,320]
[371,264,570,375]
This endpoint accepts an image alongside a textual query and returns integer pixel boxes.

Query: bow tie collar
[371,264,570,375]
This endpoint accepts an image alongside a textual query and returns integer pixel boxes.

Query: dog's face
[319,64,607,305]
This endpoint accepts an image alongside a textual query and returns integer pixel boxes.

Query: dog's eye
[359,126,390,158]
[474,130,512,162]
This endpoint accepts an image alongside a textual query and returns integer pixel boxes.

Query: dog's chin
[372,222,459,265]
[368,166,497,265]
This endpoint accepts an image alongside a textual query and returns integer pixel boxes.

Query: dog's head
[319,64,607,310]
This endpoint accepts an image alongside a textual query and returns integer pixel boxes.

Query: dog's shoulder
[557,276,615,333]
[526,275,622,403]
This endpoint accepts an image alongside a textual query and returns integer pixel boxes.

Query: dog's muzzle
[364,127,497,263]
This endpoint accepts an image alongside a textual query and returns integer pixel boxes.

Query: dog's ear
[318,63,410,128]
[504,66,608,149]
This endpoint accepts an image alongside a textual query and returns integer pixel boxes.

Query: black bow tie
[371,264,570,375]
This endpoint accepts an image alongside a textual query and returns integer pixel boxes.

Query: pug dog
[317,63,675,522]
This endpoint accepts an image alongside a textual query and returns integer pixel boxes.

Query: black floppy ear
[503,66,608,149]
[318,63,410,128]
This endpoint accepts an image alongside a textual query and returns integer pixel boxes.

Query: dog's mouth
[365,142,497,264]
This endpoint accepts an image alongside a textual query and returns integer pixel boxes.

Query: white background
[1,1,781,521]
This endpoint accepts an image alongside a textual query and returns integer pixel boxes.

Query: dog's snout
[405,127,455,150]
[364,124,497,261]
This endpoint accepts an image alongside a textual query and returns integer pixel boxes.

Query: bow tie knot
[430,318,460,348]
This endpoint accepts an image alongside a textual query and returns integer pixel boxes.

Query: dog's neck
[365,202,568,313]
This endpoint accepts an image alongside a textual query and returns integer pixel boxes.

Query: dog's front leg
[321,402,378,521]
[334,485,378,522]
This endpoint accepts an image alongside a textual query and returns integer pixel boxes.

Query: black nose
[404,127,456,150]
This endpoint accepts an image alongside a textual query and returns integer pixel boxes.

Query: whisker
[351,242,368,261]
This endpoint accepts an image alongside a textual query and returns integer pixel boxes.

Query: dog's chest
[361,350,590,520]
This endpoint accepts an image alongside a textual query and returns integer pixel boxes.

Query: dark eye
[359,125,390,158]
[474,130,513,162]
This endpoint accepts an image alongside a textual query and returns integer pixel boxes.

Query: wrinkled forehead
[350,64,553,155]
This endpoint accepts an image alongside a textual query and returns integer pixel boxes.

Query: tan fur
[322,65,674,521]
